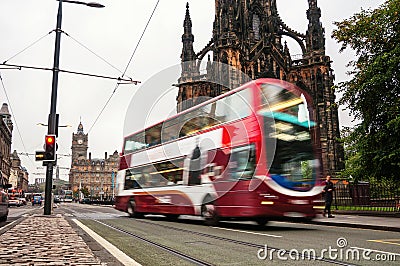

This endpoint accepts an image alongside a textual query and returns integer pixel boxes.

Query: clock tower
[71,122,88,162]
[69,121,120,199]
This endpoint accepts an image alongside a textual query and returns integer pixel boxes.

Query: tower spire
[77,121,84,134]
[306,0,325,53]
[180,3,198,77]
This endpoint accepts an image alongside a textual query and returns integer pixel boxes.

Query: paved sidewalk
[0,214,105,265]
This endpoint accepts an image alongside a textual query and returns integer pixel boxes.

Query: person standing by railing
[323,175,335,218]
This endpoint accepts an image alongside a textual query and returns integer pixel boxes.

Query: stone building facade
[0,103,13,186]
[176,0,344,176]
[9,150,29,192]
[68,122,119,199]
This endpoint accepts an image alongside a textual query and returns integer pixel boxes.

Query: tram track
[95,218,214,266]
[63,205,358,266]
[63,205,213,266]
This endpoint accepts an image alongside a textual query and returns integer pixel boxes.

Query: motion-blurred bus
[115,78,323,225]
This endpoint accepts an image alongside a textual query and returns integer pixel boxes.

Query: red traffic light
[36,134,57,162]
[45,135,55,145]
[40,134,57,162]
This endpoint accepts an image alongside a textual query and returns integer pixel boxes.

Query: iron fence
[332,180,400,212]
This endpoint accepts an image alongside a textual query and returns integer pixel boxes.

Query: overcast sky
[0,0,385,183]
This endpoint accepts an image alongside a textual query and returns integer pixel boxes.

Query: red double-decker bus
[115,78,324,225]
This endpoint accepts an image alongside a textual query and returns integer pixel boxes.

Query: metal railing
[332,180,400,212]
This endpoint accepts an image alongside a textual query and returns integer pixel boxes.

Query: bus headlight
[261,201,274,205]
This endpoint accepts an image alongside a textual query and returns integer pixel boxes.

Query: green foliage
[80,187,90,197]
[301,160,313,180]
[332,0,400,181]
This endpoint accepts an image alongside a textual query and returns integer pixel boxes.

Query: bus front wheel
[201,202,219,226]
[127,200,143,218]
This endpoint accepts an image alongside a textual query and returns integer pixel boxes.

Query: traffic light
[35,151,46,161]
[35,135,57,162]
[45,135,56,161]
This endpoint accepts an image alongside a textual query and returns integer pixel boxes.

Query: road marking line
[0,219,19,232]
[275,221,394,233]
[367,239,400,246]
[350,246,400,256]
[211,227,282,238]
[72,219,141,266]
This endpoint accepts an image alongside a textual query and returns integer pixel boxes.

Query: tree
[80,187,90,198]
[332,0,400,182]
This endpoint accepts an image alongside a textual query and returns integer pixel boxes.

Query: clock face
[78,139,83,144]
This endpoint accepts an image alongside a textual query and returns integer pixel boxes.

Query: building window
[253,14,261,40]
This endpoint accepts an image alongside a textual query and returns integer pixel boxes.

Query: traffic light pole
[42,1,106,215]
[44,0,63,215]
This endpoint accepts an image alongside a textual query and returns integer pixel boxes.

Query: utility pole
[43,0,104,215]
[43,0,63,215]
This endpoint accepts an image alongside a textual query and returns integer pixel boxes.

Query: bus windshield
[259,83,318,191]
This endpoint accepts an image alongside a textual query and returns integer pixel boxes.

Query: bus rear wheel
[254,217,269,226]
[201,202,219,226]
[165,214,180,221]
[127,200,143,218]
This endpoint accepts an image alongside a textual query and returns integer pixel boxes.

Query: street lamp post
[44,0,104,215]
[111,170,115,199]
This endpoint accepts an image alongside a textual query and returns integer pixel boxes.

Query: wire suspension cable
[123,0,160,75]
[0,63,138,83]
[63,31,132,80]
[2,31,53,64]
[87,0,160,133]
[0,73,35,167]
[87,83,119,133]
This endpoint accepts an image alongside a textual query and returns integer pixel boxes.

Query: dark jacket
[189,146,201,185]
[323,180,335,201]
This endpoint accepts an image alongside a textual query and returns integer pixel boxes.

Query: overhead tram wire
[0,16,140,177]
[87,0,161,134]
[0,11,143,172]
[0,73,35,167]
[122,0,161,76]
[2,31,53,65]
[18,152,70,156]
[62,31,132,80]
[0,63,137,83]
[87,83,118,134]
[0,28,137,83]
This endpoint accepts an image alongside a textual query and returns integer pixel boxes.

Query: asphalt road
[56,203,400,266]
[0,203,41,229]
